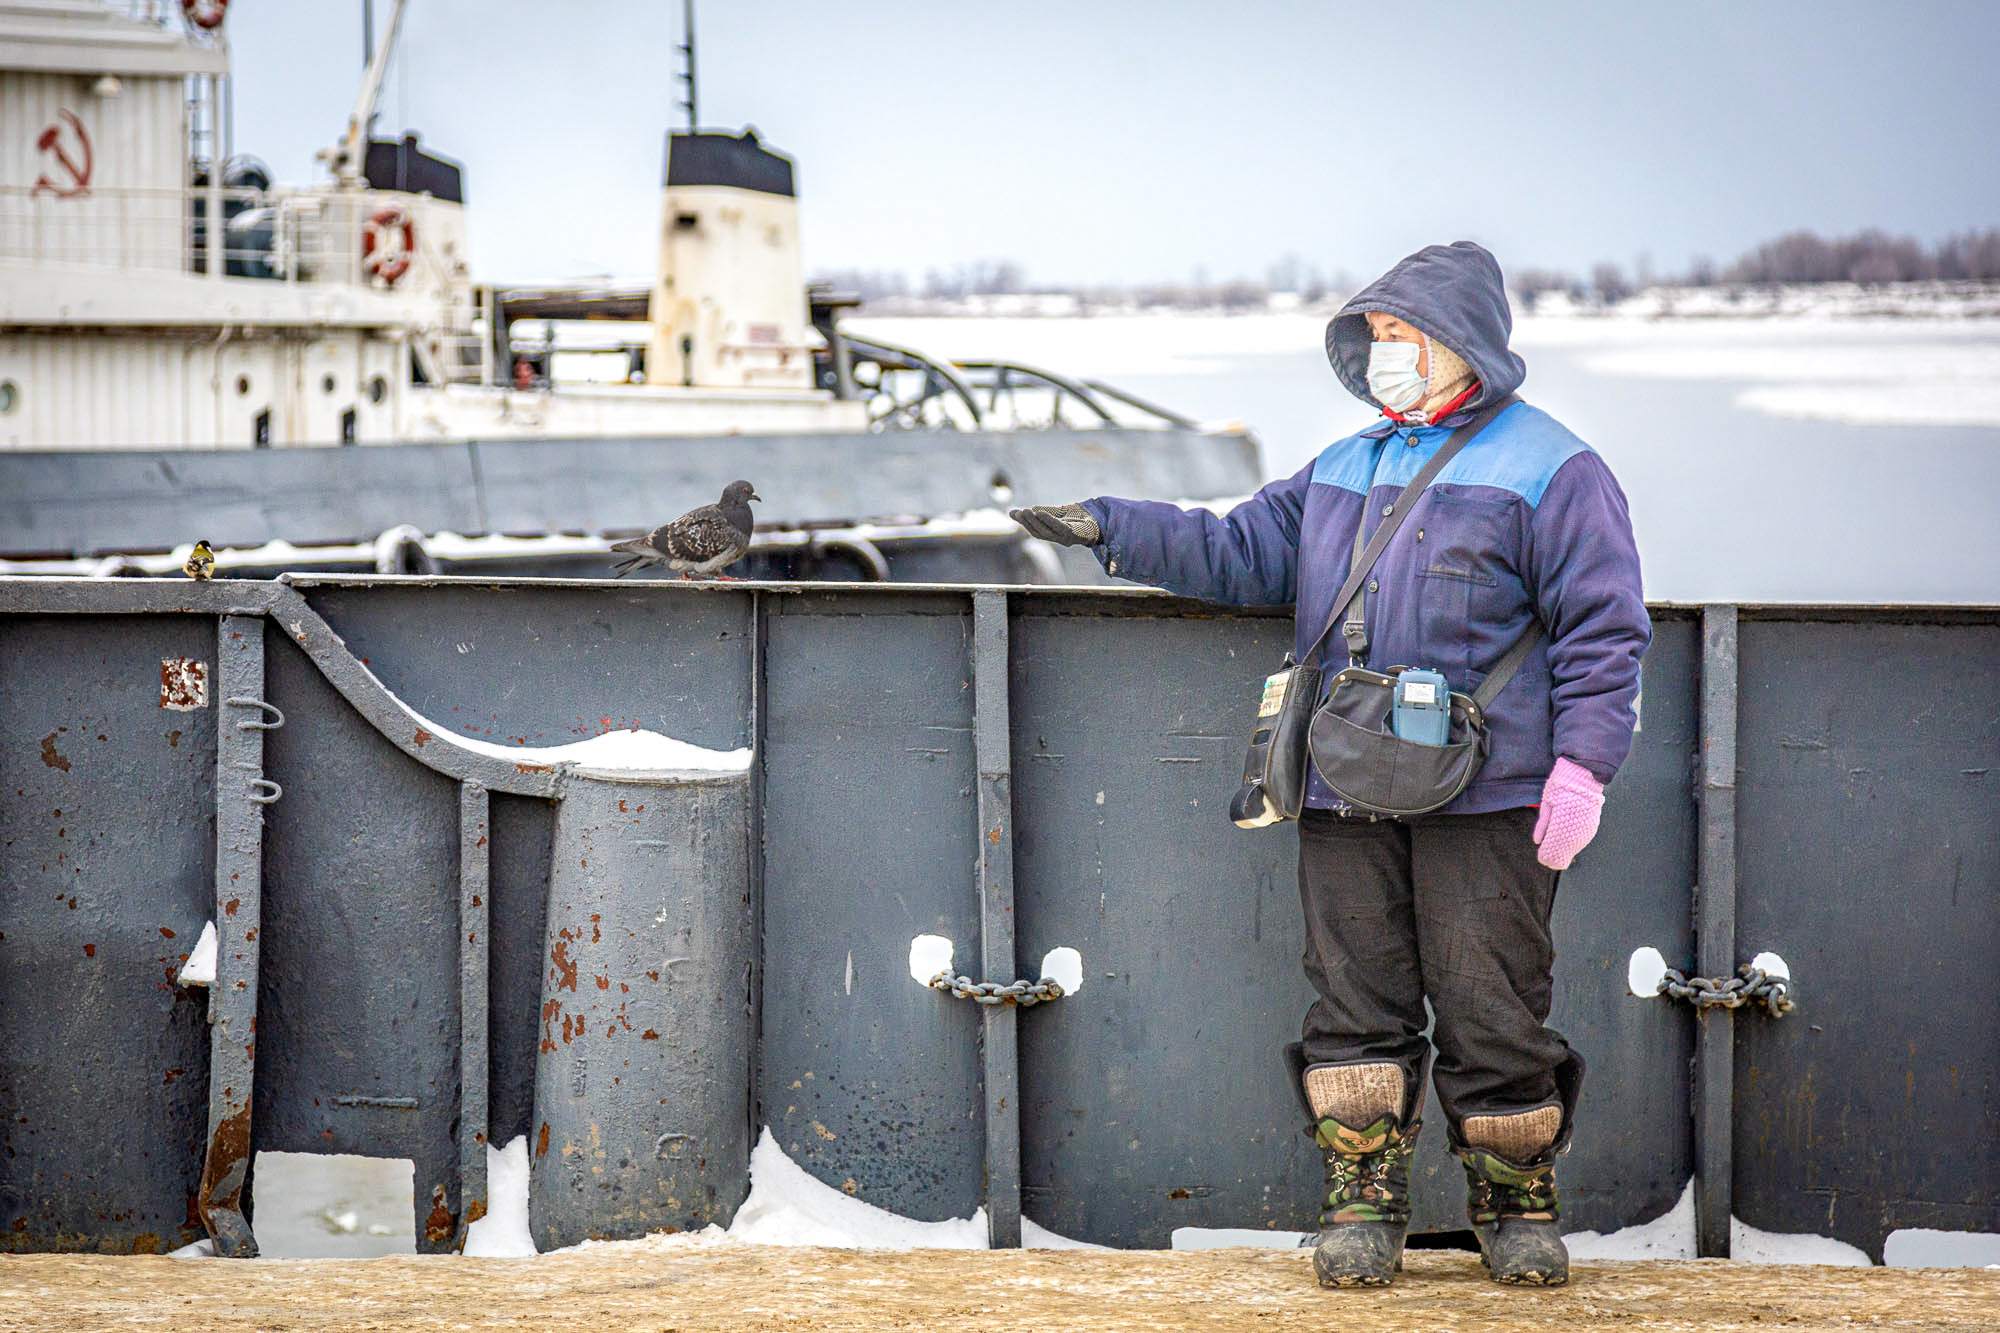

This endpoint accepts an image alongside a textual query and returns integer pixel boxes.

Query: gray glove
[1010,503,1101,547]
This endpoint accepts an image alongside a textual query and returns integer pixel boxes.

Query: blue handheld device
[1392,668,1452,746]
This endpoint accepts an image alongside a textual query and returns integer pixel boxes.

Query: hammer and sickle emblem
[34,109,94,199]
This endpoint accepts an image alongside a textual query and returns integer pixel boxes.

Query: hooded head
[1325,241,1527,415]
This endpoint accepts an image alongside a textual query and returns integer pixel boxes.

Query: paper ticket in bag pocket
[1258,667,1295,718]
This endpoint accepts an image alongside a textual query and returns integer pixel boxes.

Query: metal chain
[1658,964,1795,1017]
[925,971,1067,1008]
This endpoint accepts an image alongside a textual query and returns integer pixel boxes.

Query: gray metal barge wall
[0,427,1261,559]
[0,579,1993,1262]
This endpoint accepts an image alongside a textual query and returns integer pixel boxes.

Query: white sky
[221,0,2000,289]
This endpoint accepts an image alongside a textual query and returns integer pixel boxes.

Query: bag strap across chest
[1303,394,1544,710]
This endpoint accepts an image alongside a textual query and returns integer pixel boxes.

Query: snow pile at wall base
[473,1130,1100,1255]
[463,1136,538,1258]
[1732,1215,1871,1266]
[1567,1182,1697,1260]
[729,1128,989,1250]
[1569,1182,1876,1265]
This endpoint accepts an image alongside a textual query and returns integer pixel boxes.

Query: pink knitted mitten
[1532,757,1605,870]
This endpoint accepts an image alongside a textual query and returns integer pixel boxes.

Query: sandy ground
[4,1246,1998,1332]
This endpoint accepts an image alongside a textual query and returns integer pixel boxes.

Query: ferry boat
[0,0,1260,580]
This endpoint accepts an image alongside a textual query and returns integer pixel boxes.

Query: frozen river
[847,312,2000,605]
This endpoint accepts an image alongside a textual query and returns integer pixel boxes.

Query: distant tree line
[815,229,2000,312]
[1515,228,2000,305]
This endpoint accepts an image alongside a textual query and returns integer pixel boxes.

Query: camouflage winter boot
[1456,1104,1569,1286]
[1303,1060,1421,1288]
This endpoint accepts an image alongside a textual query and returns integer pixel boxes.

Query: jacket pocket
[1413,490,1522,679]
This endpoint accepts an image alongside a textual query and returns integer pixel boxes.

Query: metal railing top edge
[0,578,763,798]
[4,576,1997,622]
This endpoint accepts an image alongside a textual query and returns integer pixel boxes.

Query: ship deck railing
[0,183,363,288]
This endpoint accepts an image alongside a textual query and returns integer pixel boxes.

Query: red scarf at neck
[1382,380,1480,426]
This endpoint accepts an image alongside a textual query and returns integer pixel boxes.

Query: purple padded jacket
[1080,242,1649,813]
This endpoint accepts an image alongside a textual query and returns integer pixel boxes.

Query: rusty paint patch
[413,728,432,747]
[424,1184,454,1245]
[641,1029,660,1040]
[82,943,95,957]
[595,974,609,990]
[196,1102,253,1243]
[464,1198,488,1226]
[39,734,71,772]
[514,762,550,774]
[160,658,209,711]
[589,914,602,943]
[159,926,176,939]
[551,940,578,991]
[988,826,1003,844]
[162,1068,185,1085]
[166,730,181,748]
[536,1122,550,1158]
[224,898,240,915]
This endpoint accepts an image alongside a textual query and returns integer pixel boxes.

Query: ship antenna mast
[322,0,410,186]
[678,0,698,132]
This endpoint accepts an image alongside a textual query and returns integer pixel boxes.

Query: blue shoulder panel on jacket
[1312,404,1591,508]
[1308,430,1385,494]
[1439,404,1593,506]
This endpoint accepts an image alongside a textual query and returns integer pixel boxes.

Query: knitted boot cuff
[1304,1062,1405,1124]
[1463,1105,1561,1161]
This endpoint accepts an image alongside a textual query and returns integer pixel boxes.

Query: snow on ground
[248,1152,416,1259]
[178,1144,2000,1267]
[1517,317,2000,428]
[1172,1227,1310,1250]
[847,312,1332,380]
[464,1131,1101,1257]
[851,304,2000,444]
[1884,1229,2000,1268]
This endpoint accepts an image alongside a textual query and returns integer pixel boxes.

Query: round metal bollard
[528,769,753,1248]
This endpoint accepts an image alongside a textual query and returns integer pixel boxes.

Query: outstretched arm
[1014,461,1312,607]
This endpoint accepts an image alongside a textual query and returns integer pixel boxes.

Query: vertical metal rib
[1695,603,1739,1257]
[971,590,1021,1247]
[200,614,267,1257]
[457,781,491,1250]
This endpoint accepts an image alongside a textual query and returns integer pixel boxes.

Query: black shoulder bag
[1230,395,1542,826]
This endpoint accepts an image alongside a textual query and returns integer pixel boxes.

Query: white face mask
[1365,337,1429,411]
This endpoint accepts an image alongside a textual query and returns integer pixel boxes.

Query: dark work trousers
[1297,805,1577,1135]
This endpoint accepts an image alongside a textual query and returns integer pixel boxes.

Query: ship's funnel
[647,130,813,391]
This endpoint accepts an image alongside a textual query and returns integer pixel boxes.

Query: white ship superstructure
[0,0,863,449]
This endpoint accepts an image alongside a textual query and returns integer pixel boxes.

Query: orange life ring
[182,0,228,30]
[361,204,416,285]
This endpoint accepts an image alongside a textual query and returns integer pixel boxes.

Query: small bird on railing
[183,540,215,581]
[610,480,760,579]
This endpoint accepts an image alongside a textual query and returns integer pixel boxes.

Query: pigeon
[183,540,215,581]
[610,480,760,578]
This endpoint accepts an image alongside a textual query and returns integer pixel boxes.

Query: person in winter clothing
[1012,241,1648,1289]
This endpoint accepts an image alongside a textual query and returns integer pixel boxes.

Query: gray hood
[1325,240,1527,412]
